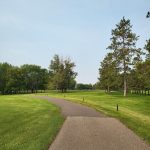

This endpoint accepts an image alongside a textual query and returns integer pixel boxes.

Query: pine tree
[108,17,142,96]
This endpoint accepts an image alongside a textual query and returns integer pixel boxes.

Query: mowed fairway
[44,90,150,144]
[0,95,64,150]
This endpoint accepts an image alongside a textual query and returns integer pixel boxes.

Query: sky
[0,0,150,84]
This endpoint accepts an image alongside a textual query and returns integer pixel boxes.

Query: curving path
[37,96,150,150]
[37,96,105,117]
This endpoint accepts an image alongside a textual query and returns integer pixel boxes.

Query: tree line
[0,63,49,94]
[98,17,150,96]
[1,17,149,96]
[0,55,78,94]
[0,54,98,94]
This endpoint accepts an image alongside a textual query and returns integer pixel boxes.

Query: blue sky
[0,0,150,83]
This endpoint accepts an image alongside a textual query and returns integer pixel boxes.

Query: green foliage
[6,66,24,93]
[0,95,64,150]
[135,61,150,89]
[92,82,101,89]
[76,83,93,90]
[99,53,119,92]
[0,63,49,94]
[69,79,76,90]
[108,17,142,96]
[21,64,49,93]
[0,63,13,94]
[124,60,150,91]
[99,17,144,96]
[144,39,150,60]
[49,54,77,92]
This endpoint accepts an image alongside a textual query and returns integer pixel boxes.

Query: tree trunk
[107,85,110,93]
[123,53,127,97]
[64,88,67,93]
[124,77,127,96]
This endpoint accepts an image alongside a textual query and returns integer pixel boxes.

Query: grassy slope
[0,95,64,150]
[44,90,150,144]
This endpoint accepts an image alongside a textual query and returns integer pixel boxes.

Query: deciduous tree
[144,39,150,60]
[99,53,119,92]
[49,55,77,92]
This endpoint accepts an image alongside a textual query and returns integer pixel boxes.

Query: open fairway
[0,95,64,150]
[43,90,150,144]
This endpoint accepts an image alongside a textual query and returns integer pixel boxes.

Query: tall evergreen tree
[108,17,142,96]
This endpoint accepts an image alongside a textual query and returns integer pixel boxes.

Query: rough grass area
[42,90,150,144]
[0,95,64,150]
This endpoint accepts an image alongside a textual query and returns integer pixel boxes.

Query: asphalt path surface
[37,96,150,150]
[38,96,105,117]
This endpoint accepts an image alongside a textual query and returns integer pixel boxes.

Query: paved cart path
[37,96,150,150]
[38,96,105,117]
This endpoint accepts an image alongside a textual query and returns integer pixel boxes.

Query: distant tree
[38,68,49,91]
[99,53,119,92]
[68,79,76,90]
[76,83,93,90]
[144,39,150,61]
[6,66,24,94]
[93,82,101,90]
[49,55,77,92]
[108,17,143,96]
[63,59,77,91]
[136,61,150,90]
[127,70,137,90]
[48,55,61,90]
[76,83,83,90]
[0,63,12,94]
[21,64,48,93]
[0,62,49,94]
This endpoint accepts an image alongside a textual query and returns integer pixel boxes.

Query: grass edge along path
[0,95,64,150]
[41,90,150,145]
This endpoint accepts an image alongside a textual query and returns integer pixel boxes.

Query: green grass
[42,90,150,144]
[0,95,64,150]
